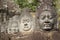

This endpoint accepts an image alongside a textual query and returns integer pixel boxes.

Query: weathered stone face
[7,15,19,34]
[39,11,55,30]
[19,8,35,33]
[19,15,34,33]
[20,16,32,31]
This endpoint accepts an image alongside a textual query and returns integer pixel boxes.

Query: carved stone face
[39,11,55,30]
[7,21,19,34]
[19,16,33,32]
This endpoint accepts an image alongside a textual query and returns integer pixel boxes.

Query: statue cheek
[49,19,54,23]
[39,19,45,24]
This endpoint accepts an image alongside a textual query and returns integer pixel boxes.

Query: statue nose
[44,20,50,23]
[44,17,50,23]
[24,24,28,26]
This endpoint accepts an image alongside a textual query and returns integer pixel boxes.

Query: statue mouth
[23,26,31,31]
[42,23,52,30]
[44,24,50,27]
[43,26,51,29]
[23,23,32,31]
[44,23,50,26]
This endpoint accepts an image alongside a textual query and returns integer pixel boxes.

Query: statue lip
[42,23,52,30]
[44,23,50,26]
[43,23,52,29]
[23,25,32,31]
[23,27,31,31]
[43,26,52,30]
[45,25,50,27]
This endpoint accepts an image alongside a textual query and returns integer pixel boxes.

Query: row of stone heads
[4,7,58,34]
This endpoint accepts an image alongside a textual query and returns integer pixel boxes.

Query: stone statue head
[20,16,32,31]
[37,4,57,31]
[7,17,19,34]
[19,8,35,33]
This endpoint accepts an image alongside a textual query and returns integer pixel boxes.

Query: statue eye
[40,16,46,20]
[22,19,30,23]
[22,20,25,23]
[48,16,52,19]
[26,19,29,22]
[9,29,11,31]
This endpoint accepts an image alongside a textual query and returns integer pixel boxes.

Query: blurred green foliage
[14,0,60,27]
[14,0,60,18]
[54,0,60,20]
[54,0,60,28]
[14,0,39,12]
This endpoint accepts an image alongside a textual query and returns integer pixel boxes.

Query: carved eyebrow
[40,14,44,16]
